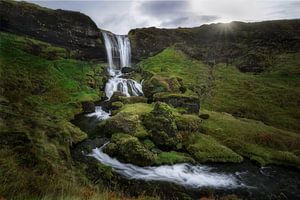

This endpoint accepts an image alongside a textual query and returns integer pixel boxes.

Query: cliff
[129,20,300,72]
[0,0,106,60]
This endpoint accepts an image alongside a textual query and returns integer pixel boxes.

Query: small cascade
[102,31,143,99]
[90,144,243,189]
[86,106,111,120]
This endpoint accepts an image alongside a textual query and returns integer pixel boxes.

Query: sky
[27,0,300,34]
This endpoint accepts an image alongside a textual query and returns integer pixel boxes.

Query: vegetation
[0,31,158,199]
[138,47,300,132]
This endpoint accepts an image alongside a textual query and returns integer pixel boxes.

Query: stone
[121,67,135,73]
[81,101,95,113]
[199,114,210,120]
[104,133,156,166]
[153,92,200,114]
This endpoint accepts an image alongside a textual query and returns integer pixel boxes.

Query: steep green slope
[0,31,115,199]
[138,47,300,132]
[204,54,300,131]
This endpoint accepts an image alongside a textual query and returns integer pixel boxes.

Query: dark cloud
[139,1,189,18]
[161,14,219,27]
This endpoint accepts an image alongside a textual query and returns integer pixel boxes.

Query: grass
[185,133,243,163]
[138,47,300,132]
[138,47,209,91]
[155,151,195,165]
[203,56,300,132]
[201,110,300,167]
[0,31,108,199]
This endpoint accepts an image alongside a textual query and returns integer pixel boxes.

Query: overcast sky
[27,0,300,34]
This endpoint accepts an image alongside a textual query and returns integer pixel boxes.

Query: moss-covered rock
[175,114,203,132]
[142,102,182,149]
[61,122,87,144]
[185,133,243,163]
[143,75,185,99]
[98,112,149,139]
[111,101,124,110]
[153,92,200,114]
[104,133,156,166]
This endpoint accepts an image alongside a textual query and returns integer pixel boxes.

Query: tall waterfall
[102,32,143,99]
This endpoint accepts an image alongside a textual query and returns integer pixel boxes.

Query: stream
[72,31,300,199]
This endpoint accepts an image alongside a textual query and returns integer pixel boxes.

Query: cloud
[27,0,300,34]
[139,1,189,18]
[161,15,219,27]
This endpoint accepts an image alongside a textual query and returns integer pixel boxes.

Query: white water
[86,106,111,120]
[90,32,244,189]
[102,32,143,99]
[90,144,242,189]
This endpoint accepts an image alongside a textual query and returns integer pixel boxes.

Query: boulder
[121,67,135,74]
[118,96,148,104]
[143,75,185,99]
[153,92,200,114]
[104,133,156,166]
[142,102,181,149]
[81,101,95,113]
[98,112,149,139]
[199,113,210,120]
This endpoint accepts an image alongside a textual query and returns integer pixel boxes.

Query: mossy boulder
[153,92,200,114]
[143,75,185,99]
[111,101,124,110]
[104,133,156,166]
[175,114,203,132]
[62,122,87,144]
[142,102,182,149]
[185,134,243,163]
[98,112,149,139]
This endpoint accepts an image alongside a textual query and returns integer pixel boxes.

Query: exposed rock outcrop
[0,0,105,60]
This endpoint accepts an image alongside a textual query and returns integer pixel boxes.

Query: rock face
[129,20,300,72]
[0,0,105,60]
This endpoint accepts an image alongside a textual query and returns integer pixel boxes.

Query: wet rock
[121,67,135,74]
[153,92,200,114]
[118,96,148,104]
[81,101,95,113]
[143,75,185,99]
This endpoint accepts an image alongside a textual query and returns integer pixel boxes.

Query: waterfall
[102,31,143,99]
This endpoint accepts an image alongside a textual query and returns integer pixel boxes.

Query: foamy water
[89,144,244,189]
[86,106,111,120]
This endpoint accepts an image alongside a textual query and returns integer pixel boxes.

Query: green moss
[175,114,203,132]
[155,151,195,165]
[119,103,153,115]
[142,139,156,150]
[138,47,209,93]
[201,110,300,167]
[0,31,107,198]
[142,102,181,149]
[203,57,300,132]
[186,133,243,163]
[105,133,156,166]
[118,96,148,104]
[98,112,149,139]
